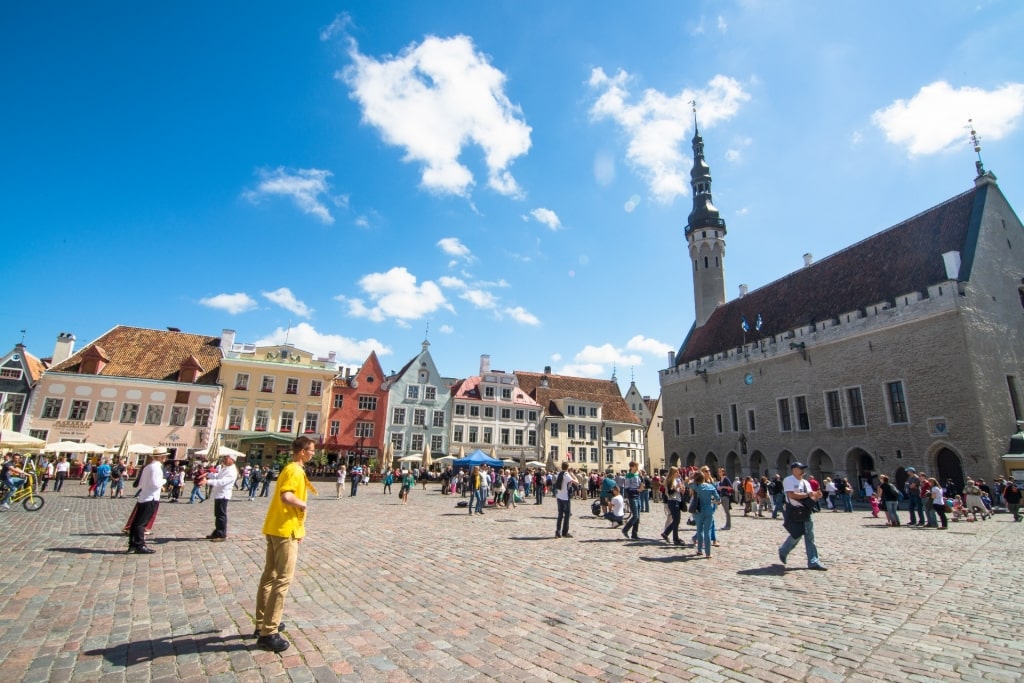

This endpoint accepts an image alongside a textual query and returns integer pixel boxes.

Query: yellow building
[216,330,339,465]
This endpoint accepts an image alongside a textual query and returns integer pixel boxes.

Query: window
[285,378,299,395]
[605,448,614,463]
[567,424,576,439]
[715,414,723,434]
[310,380,322,397]
[501,388,512,400]
[411,433,424,451]
[730,404,738,432]
[795,396,810,431]
[329,420,340,436]
[566,446,575,461]
[260,376,274,393]
[469,405,479,417]
[193,408,211,427]
[514,429,524,445]
[145,405,164,425]
[228,407,244,429]
[453,426,464,442]
[69,399,90,421]
[550,423,559,437]
[424,386,436,400]
[1007,376,1022,422]
[825,391,843,428]
[304,413,319,434]
[590,426,598,441]
[42,398,63,419]
[528,411,538,422]
[847,387,865,426]
[886,381,908,424]
[528,430,537,446]
[605,426,612,441]
[392,408,406,425]
[0,367,23,380]
[279,411,295,433]
[407,385,420,400]
[355,421,373,438]
[432,410,445,427]
[590,448,599,463]
[500,408,511,420]
[333,394,344,409]
[468,426,478,442]
[413,409,426,426]
[483,427,493,444]
[500,428,510,445]
[550,445,559,461]
[235,373,249,391]
[590,407,598,418]
[94,401,114,422]
[484,386,495,398]
[358,395,377,411]
[120,403,140,424]
[483,407,494,419]
[455,404,466,416]
[391,433,404,450]
[747,409,756,432]
[431,435,443,452]
[567,405,576,416]
[254,409,270,431]
[169,406,188,426]
[515,409,524,421]
[29,429,48,441]
[778,398,792,432]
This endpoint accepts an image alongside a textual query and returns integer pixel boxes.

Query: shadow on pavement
[84,630,248,666]
[70,532,126,537]
[46,547,131,555]
[736,565,787,576]
[639,554,705,563]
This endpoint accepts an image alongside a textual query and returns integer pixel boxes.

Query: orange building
[324,351,388,468]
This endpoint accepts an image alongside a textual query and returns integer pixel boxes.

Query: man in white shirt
[206,453,239,542]
[128,449,168,554]
[778,462,827,571]
[554,461,578,538]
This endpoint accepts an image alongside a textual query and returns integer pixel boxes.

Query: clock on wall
[744,373,754,385]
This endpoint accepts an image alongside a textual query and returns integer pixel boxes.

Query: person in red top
[919,473,937,527]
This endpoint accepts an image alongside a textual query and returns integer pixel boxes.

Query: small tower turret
[686,104,727,327]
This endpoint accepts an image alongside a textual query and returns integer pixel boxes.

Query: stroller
[962,492,992,521]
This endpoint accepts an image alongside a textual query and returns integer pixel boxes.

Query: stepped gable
[678,187,979,364]
[48,325,222,384]
[515,371,641,424]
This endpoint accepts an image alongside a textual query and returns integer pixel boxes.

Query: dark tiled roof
[48,326,222,384]
[515,371,641,424]
[678,187,979,364]
[644,398,659,415]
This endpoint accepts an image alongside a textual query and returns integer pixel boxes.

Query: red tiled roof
[23,349,48,383]
[678,187,979,364]
[515,371,641,424]
[48,325,222,384]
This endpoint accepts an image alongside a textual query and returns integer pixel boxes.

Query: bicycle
[0,472,45,511]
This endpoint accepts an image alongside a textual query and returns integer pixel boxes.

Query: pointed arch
[749,450,766,477]
[725,451,742,479]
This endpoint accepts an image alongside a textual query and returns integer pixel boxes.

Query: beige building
[216,330,339,465]
[661,127,1024,492]
[645,395,665,474]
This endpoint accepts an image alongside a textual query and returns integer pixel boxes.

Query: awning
[238,433,296,444]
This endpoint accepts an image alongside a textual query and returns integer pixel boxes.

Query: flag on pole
[755,313,763,331]
[741,316,750,333]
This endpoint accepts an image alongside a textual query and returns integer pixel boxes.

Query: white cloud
[503,306,539,326]
[575,343,642,367]
[717,15,728,32]
[243,167,337,224]
[550,353,562,362]
[735,207,749,216]
[529,207,562,230]
[557,363,606,378]
[725,149,740,162]
[319,13,351,42]
[437,237,473,260]
[438,276,467,289]
[594,151,616,186]
[625,335,673,356]
[850,130,864,148]
[342,34,532,197]
[461,289,498,309]
[439,324,454,334]
[588,69,750,203]
[337,267,452,322]
[198,292,257,315]
[254,322,390,365]
[871,81,1024,156]
[261,287,313,318]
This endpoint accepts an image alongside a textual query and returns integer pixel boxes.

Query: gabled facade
[0,342,49,432]
[661,129,1024,490]
[24,326,223,460]
[216,329,338,465]
[645,395,665,474]
[384,339,453,459]
[449,355,541,463]
[324,351,388,467]
[623,380,656,428]
[516,369,645,472]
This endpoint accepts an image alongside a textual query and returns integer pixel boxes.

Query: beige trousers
[255,534,298,636]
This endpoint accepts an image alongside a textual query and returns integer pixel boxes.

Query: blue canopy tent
[451,449,505,470]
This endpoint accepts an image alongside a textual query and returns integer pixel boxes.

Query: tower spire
[968,118,985,177]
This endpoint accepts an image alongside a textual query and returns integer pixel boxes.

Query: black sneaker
[562,533,573,538]
[253,622,287,638]
[778,549,787,565]
[807,563,828,571]
[256,633,290,653]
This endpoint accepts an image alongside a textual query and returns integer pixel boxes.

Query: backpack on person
[555,471,565,493]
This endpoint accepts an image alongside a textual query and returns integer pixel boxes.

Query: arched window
[704,256,709,268]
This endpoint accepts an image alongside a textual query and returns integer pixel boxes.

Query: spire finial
[968,118,986,177]
[690,99,698,133]
[424,321,429,342]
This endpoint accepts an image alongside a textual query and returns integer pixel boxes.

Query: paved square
[0,482,1020,682]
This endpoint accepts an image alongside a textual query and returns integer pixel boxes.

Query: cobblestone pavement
[1,482,1021,683]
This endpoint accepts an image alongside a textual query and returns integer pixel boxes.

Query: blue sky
[4,1,1023,398]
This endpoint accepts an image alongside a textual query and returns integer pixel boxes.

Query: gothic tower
[686,119,727,327]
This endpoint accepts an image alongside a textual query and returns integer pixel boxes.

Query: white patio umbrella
[0,428,45,449]
[381,442,394,472]
[422,442,433,470]
[195,445,245,459]
[435,455,457,463]
[525,460,546,468]
[44,441,106,454]
[398,454,423,463]
[127,443,154,455]
[114,431,131,464]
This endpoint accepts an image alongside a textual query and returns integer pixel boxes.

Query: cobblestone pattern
[0,484,1021,682]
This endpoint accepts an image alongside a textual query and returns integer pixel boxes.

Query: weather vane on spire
[690,99,698,129]
[968,118,986,177]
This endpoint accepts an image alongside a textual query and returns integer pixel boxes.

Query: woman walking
[399,470,415,504]
[690,472,721,558]
[929,477,948,529]
[660,466,685,545]
[717,468,734,530]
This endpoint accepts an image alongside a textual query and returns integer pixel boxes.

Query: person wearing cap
[128,449,168,554]
[778,462,827,571]
[205,452,239,541]
[903,467,923,525]
[253,436,318,653]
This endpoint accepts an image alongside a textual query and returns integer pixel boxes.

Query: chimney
[667,351,676,368]
[328,351,337,362]
[942,251,962,280]
[544,365,551,375]
[803,253,813,267]
[52,332,76,365]
[480,354,491,375]
[221,329,236,352]
[738,284,748,297]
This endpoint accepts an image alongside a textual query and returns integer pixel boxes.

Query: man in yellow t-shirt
[253,436,318,652]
